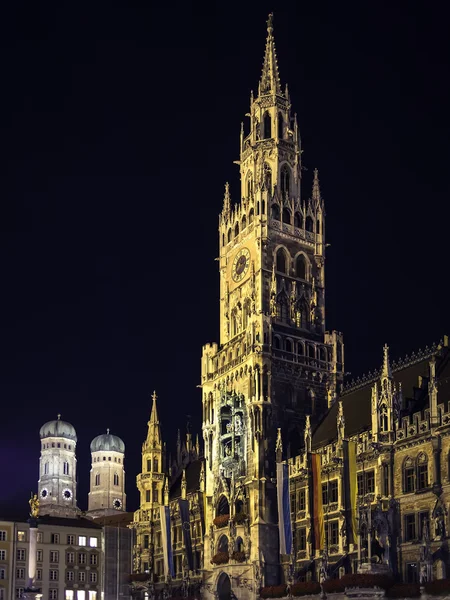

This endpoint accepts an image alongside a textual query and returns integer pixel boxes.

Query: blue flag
[160,506,175,577]
[277,462,293,555]
[178,499,194,571]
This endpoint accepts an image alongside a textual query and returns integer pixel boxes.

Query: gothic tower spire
[259,13,282,97]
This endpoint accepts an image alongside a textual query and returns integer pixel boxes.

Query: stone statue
[319,548,328,583]
[419,562,428,584]
[29,494,39,519]
[235,414,243,434]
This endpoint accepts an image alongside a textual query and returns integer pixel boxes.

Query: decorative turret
[371,345,396,444]
[138,391,164,509]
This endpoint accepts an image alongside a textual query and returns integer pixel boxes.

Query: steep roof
[312,344,450,449]
[169,459,203,500]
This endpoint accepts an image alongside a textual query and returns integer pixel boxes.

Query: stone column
[23,517,42,600]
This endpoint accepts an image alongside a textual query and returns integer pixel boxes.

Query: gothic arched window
[241,215,247,230]
[278,112,284,139]
[95,473,100,486]
[379,404,388,432]
[271,204,280,221]
[282,207,291,225]
[234,222,239,238]
[114,473,119,486]
[417,453,428,490]
[317,219,321,234]
[263,112,271,139]
[248,208,254,224]
[273,335,281,350]
[280,165,290,196]
[294,212,303,228]
[276,248,287,273]
[285,339,293,353]
[305,216,314,232]
[227,228,232,243]
[296,255,306,279]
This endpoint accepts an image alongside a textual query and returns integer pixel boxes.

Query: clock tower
[201,14,344,593]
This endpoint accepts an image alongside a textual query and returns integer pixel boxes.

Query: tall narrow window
[154,458,158,472]
[296,255,306,279]
[94,474,100,486]
[63,462,69,475]
[44,463,49,475]
[278,113,283,139]
[113,473,119,486]
[294,212,303,228]
[305,216,314,232]
[263,112,271,139]
[276,248,287,273]
[282,208,291,225]
[271,204,280,221]
[147,459,151,472]
[280,165,290,196]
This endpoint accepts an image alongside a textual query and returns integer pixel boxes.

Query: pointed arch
[295,254,306,279]
[278,112,284,139]
[280,165,291,196]
[403,456,415,493]
[282,207,291,225]
[263,111,271,139]
[285,338,293,353]
[417,452,429,490]
[234,222,239,238]
[273,335,281,350]
[248,208,254,224]
[271,203,280,221]
[379,404,388,432]
[241,215,247,230]
[227,228,232,243]
[294,212,303,228]
[276,247,288,273]
[305,216,314,232]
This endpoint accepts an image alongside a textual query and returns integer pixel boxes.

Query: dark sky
[1,1,449,514]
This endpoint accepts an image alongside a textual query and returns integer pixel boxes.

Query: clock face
[41,488,48,499]
[232,248,251,283]
[62,488,72,500]
[113,498,122,510]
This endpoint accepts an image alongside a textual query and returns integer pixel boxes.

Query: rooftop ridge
[341,340,442,395]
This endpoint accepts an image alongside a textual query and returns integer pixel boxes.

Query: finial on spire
[57,414,61,420]
[266,12,274,33]
[106,428,110,435]
[382,344,392,379]
[152,390,157,402]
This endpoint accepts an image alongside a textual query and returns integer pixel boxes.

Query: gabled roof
[312,344,450,449]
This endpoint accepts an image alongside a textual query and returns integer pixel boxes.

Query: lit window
[78,536,86,546]
[17,531,26,542]
[89,537,98,548]
[77,591,86,600]
[88,593,97,600]
[65,592,74,600]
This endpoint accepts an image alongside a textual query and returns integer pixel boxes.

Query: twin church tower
[38,415,126,518]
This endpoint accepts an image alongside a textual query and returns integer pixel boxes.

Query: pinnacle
[259,13,282,96]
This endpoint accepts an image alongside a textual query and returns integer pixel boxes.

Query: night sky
[1,1,449,514]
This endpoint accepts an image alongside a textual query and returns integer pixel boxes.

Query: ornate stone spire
[312,168,321,207]
[146,390,161,448]
[382,344,392,379]
[223,182,231,215]
[259,13,282,96]
[181,469,187,499]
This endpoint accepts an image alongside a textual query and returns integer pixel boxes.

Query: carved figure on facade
[29,493,39,518]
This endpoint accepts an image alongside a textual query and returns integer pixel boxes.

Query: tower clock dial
[232,248,251,283]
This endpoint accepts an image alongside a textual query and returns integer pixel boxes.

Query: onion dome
[39,414,77,441]
[90,429,125,453]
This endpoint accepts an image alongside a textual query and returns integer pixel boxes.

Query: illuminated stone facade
[38,416,80,518]
[87,431,126,518]
[200,13,343,600]
[130,394,204,595]
[288,339,450,584]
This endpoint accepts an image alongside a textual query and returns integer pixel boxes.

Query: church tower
[38,415,79,518]
[87,430,126,518]
[133,392,165,573]
[201,14,344,589]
